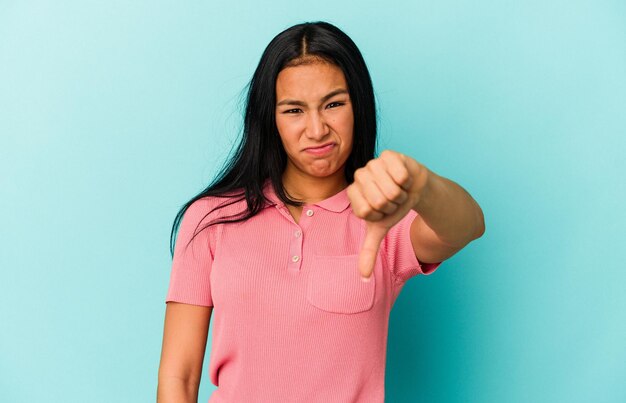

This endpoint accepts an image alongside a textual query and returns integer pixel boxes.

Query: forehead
[275,62,348,98]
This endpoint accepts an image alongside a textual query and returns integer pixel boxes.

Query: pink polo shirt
[165,179,442,402]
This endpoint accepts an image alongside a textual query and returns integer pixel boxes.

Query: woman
[157,21,485,403]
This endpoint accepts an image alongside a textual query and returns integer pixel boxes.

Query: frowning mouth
[303,143,335,156]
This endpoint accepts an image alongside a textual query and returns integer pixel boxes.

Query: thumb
[358,223,388,281]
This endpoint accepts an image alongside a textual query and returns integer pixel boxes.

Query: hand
[346,150,429,280]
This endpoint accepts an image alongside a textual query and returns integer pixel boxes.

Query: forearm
[412,170,485,248]
[157,376,199,403]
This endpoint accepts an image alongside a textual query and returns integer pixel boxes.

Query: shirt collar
[262,179,351,213]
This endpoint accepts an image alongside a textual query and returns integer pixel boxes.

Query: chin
[308,165,336,174]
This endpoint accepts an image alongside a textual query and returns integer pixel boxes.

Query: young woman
[157,21,485,403]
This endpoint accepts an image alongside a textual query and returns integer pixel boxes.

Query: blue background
[1,1,624,402]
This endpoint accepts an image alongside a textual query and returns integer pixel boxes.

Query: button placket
[287,206,315,273]
[288,223,304,273]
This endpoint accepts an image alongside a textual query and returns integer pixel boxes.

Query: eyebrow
[276,88,349,107]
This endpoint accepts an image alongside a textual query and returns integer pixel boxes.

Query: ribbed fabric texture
[165,180,442,403]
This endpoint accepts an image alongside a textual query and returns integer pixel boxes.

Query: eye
[326,102,344,109]
[283,108,302,114]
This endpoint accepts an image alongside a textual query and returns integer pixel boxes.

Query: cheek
[275,117,289,136]
[338,107,354,130]
[275,116,286,136]
[275,121,299,151]
[338,114,354,147]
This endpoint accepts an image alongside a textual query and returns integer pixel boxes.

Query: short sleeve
[383,209,442,287]
[165,198,216,307]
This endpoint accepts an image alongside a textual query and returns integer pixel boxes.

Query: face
[275,61,354,184]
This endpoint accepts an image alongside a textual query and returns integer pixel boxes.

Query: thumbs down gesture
[346,150,430,281]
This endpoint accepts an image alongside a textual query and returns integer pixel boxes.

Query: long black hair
[170,21,378,257]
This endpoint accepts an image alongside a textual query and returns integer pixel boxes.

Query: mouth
[303,142,336,156]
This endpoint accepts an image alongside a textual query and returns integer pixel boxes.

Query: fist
[346,150,429,279]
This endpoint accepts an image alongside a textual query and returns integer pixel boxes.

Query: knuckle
[358,205,372,217]
[365,159,378,169]
[389,187,404,201]
[372,197,387,211]
[396,168,410,185]
[346,185,356,198]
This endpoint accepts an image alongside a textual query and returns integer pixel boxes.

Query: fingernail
[361,275,371,283]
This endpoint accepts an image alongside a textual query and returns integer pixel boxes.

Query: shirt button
[294,230,302,238]
[292,255,300,262]
[305,209,314,217]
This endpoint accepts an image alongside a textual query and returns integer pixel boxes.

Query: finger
[355,168,398,215]
[368,158,409,206]
[358,223,387,280]
[380,151,413,191]
[347,180,385,221]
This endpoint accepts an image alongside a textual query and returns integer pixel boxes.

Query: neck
[282,169,347,204]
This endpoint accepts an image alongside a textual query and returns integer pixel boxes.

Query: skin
[157,60,485,401]
[348,150,486,279]
[157,61,354,403]
[157,302,211,403]
[275,60,485,279]
[275,61,354,223]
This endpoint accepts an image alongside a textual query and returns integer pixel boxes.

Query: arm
[348,149,485,278]
[409,169,485,264]
[157,302,213,403]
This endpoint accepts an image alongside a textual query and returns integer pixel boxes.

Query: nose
[305,111,330,140]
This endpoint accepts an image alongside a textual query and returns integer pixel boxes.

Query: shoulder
[184,193,248,225]
[176,194,247,256]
